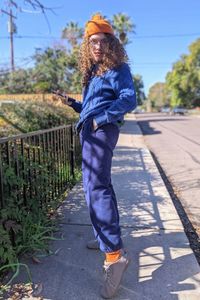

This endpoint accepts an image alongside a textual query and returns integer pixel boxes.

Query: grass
[0,95,82,296]
[0,95,79,138]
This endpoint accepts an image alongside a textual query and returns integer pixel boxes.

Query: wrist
[62,97,72,106]
[67,97,75,106]
[67,99,72,106]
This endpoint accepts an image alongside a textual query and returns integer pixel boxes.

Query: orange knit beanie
[85,14,114,37]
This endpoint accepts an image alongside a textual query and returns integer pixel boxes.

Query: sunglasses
[89,38,108,48]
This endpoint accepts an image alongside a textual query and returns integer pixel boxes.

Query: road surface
[136,113,200,236]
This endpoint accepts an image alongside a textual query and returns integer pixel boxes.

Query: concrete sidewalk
[7,114,200,299]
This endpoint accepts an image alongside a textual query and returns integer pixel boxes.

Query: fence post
[0,150,4,208]
[70,124,75,179]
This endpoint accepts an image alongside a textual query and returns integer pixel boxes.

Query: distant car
[132,107,145,114]
[171,106,187,115]
[161,107,171,114]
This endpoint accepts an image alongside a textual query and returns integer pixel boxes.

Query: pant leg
[80,119,123,253]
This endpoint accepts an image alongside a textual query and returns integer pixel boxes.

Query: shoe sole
[86,242,99,250]
[87,246,100,250]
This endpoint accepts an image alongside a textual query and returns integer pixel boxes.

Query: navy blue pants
[80,119,123,253]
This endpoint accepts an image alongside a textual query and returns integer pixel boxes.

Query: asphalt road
[136,113,200,236]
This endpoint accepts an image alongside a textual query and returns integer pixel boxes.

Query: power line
[0,35,57,39]
[0,57,173,67]
[0,32,200,40]
[133,62,172,65]
[0,57,35,74]
[132,33,200,39]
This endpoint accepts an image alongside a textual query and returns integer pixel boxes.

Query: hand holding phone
[51,90,72,105]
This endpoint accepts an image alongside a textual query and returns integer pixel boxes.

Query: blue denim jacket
[70,63,137,132]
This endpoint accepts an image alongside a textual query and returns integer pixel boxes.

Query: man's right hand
[52,90,72,106]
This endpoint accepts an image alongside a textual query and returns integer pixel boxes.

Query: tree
[61,22,83,92]
[32,46,69,92]
[187,39,200,106]
[132,74,146,105]
[148,82,170,110]
[0,1,53,16]
[65,46,82,93]
[111,13,135,45]
[0,68,33,94]
[0,70,10,94]
[0,13,141,96]
[167,56,190,107]
[61,22,83,48]
[166,38,200,108]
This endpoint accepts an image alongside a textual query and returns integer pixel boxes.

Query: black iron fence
[0,124,81,210]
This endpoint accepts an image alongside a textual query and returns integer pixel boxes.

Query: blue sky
[0,0,200,94]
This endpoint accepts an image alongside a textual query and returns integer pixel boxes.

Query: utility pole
[1,7,17,72]
[10,9,14,72]
[8,8,17,72]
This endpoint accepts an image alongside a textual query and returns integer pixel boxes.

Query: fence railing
[0,124,81,209]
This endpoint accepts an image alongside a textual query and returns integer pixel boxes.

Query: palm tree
[111,13,135,45]
[61,22,83,47]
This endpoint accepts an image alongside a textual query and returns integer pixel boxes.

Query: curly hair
[78,33,128,87]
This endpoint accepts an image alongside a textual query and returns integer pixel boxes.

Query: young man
[56,14,137,298]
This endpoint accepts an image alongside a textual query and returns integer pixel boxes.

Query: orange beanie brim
[85,14,114,37]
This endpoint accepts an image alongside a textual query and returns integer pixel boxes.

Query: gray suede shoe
[86,239,99,250]
[100,254,130,299]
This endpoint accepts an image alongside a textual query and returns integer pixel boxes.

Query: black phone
[51,90,68,99]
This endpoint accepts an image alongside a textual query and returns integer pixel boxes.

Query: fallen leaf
[32,256,42,264]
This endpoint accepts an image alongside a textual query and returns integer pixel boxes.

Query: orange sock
[105,250,121,263]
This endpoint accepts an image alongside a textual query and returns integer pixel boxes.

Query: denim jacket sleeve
[70,99,82,113]
[94,63,137,127]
